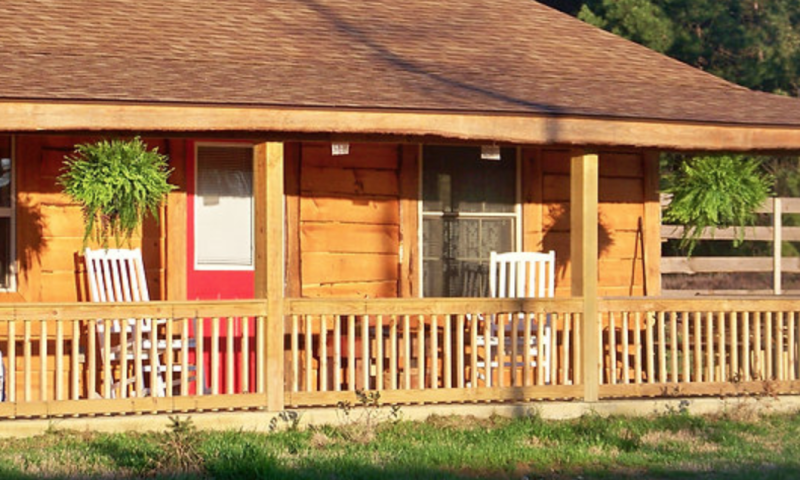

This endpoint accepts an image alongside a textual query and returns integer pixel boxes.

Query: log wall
[294,143,405,298]
[522,148,659,297]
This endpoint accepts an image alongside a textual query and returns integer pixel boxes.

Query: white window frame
[0,135,15,292]
[193,142,255,271]
[418,146,522,297]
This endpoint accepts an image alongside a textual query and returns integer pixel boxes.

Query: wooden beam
[254,142,285,411]
[570,151,599,402]
[642,151,661,296]
[6,102,800,152]
[398,144,420,297]
[165,139,187,301]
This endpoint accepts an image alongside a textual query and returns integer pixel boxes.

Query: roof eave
[2,100,800,152]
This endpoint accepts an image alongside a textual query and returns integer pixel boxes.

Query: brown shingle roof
[2,0,800,127]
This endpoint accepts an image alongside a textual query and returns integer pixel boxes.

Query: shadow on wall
[540,204,617,291]
[16,199,46,284]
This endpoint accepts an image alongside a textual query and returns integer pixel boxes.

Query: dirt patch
[641,429,719,454]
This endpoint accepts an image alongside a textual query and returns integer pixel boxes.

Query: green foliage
[58,137,176,246]
[578,0,674,53]
[663,155,773,256]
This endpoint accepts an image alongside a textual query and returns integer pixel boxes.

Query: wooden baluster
[777,311,785,381]
[574,313,582,385]
[657,312,666,383]
[743,311,751,381]
[150,318,159,398]
[69,319,79,400]
[417,315,425,389]
[645,312,654,383]
[291,315,298,392]
[242,316,250,394]
[390,316,398,390]
[470,314,478,388]
[705,311,714,382]
[718,311,726,382]
[621,312,630,384]
[23,320,31,402]
[103,318,111,399]
[87,320,96,400]
[374,315,382,391]
[765,312,774,380]
[181,318,189,396]
[226,316,234,395]
[8,320,15,402]
[563,313,572,386]
[197,317,205,396]
[681,311,690,383]
[754,311,762,380]
[536,312,545,385]
[210,317,219,395]
[609,312,617,385]
[320,315,328,392]
[510,311,518,386]
[430,315,437,390]
[403,315,412,390]
[55,320,64,401]
[306,314,313,393]
[497,313,506,388]
[693,312,702,382]
[457,314,465,389]
[334,315,342,392]
[166,318,174,397]
[633,312,642,385]
[730,312,738,382]
[483,313,492,387]
[443,315,451,389]
[363,315,370,391]
[120,318,128,398]
[349,315,357,391]
[669,312,678,384]
[40,320,48,402]
[786,312,797,380]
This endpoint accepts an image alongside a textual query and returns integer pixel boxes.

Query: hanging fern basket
[663,154,773,256]
[58,137,176,246]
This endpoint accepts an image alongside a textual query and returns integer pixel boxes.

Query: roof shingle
[2,0,799,127]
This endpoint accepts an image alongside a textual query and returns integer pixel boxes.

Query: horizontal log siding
[298,143,402,298]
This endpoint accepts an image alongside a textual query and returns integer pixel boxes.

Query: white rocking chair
[84,248,191,398]
[476,251,555,386]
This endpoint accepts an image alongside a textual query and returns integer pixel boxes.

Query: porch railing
[0,297,799,419]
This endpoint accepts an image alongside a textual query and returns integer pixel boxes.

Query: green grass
[0,407,799,479]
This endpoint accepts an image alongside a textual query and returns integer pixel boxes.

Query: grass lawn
[0,403,798,479]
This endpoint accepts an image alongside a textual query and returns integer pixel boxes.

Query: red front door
[186,141,255,393]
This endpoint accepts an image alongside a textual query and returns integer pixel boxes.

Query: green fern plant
[58,137,176,246]
[663,155,773,256]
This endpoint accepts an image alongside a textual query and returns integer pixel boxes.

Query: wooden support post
[642,151,662,296]
[774,197,782,295]
[254,142,285,411]
[570,151,600,402]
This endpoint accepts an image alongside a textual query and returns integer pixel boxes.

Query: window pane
[423,216,514,297]
[0,157,10,208]
[0,217,9,289]
[195,146,253,268]
[422,146,515,213]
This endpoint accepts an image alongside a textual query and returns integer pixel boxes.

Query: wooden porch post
[570,150,600,402]
[254,142,285,411]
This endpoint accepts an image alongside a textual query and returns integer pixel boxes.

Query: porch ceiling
[3,0,800,151]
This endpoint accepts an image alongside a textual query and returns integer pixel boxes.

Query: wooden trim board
[5,102,800,151]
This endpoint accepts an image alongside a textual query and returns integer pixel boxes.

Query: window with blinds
[194,144,254,270]
[422,146,519,297]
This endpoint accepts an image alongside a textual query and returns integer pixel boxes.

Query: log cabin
[0,0,800,425]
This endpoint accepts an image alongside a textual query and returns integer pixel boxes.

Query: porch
[1,295,798,419]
